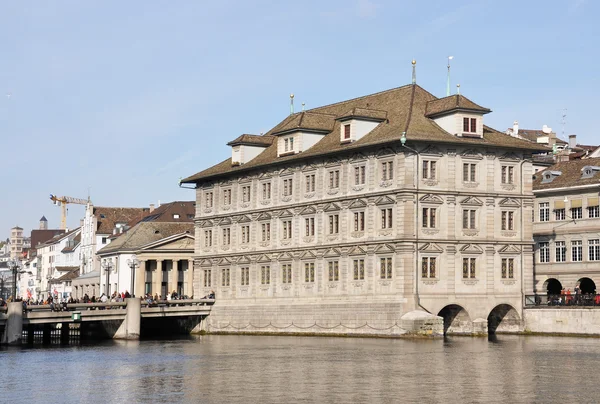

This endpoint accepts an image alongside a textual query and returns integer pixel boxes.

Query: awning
[570,199,582,208]
[553,200,565,210]
[588,197,599,207]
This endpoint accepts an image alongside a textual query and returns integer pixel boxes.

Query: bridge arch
[437,304,471,335]
[487,304,520,334]
[543,278,562,296]
[577,277,596,295]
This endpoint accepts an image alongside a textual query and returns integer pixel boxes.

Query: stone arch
[487,304,521,334]
[577,277,596,295]
[437,304,471,335]
[543,278,562,296]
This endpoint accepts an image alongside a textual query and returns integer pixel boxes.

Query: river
[0,335,597,403]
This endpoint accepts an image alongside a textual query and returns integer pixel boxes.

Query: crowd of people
[545,286,600,306]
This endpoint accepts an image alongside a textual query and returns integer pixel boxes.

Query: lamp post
[127,256,140,297]
[7,260,21,300]
[101,259,114,297]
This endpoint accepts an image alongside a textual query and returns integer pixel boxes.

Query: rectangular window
[221,268,230,287]
[463,163,477,182]
[555,209,566,221]
[305,174,316,193]
[262,183,271,200]
[260,266,270,285]
[463,209,476,229]
[203,269,212,287]
[241,225,250,244]
[539,202,550,222]
[223,189,232,205]
[282,220,292,239]
[354,211,365,232]
[242,186,251,203]
[462,258,476,279]
[421,257,436,278]
[381,161,394,181]
[381,208,393,229]
[261,223,271,241]
[501,166,514,184]
[501,211,514,231]
[501,258,514,279]
[329,214,339,234]
[305,218,315,236]
[571,207,583,220]
[240,267,249,286]
[589,205,600,218]
[344,124,351,139]
[284,136,294,152]
[304,262,315,283]
[556,241,566,262]
[329,170,340,189]
[353,259,365,280]
[380,257,392,279]
[589,239,600,261]
[470,118,476,133]
[463,117,477,133]
[222,228,231,245]
[572,240,583,262]
[282,264,292,284]
[328,261,339,282]
[422,160,437,180]
[283,178,293,197]
[422,207,436,228]
[354,166,366,185]
[204,230,212,247]
[205,192,213,208]
[539,242,550,263]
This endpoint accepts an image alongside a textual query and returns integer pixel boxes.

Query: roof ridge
[403,84,417,133]
[307,84,412,113]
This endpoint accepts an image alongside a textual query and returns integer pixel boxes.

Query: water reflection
[2,335,600,403]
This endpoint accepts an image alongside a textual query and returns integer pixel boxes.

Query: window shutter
[588,197,599,207]
[553,200,565,210]
[570,199,582,208]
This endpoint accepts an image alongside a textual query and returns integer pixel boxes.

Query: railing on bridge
[525,294,600,308]
[0,299,215,314]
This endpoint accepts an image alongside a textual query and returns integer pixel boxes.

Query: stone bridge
[0,298,213,345]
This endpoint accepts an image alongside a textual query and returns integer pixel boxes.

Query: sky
[1,0,598,237]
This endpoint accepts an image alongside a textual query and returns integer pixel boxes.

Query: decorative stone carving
[462,230,479,237]
[303,236,315,243]
[380,180,393,188]
[281,196,292,202]
[350,231,365,239]
[501,231,517,238]
[260,200,271,206]
[304,192,316,199]
[422,229,440,236]
[462,279,478,285]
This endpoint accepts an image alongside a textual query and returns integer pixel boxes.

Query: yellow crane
[49,194,90,230]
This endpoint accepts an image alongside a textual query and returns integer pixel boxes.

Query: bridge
[0,298,213,345]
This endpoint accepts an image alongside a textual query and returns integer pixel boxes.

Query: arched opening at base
[544,278,562,296]
[488,304,520,334]
[577,277,596,295]
[438,304,471,335]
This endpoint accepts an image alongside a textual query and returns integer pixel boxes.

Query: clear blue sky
[1,0,598,237]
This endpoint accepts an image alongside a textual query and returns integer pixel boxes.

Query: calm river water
[0,335,597,403]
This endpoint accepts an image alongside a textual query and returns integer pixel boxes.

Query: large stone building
[182,82,547,335]
[532,157,600,297]
[9,226,23,259]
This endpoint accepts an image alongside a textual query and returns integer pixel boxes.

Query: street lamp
[6,260,31,300]
[101,259,114,296]
[127,256,140,297]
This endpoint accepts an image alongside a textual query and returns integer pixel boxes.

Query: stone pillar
[1,302,23,345]
[171,259,179,296]
[136,260,146,297]
[60,323,70,345]
[186,260,194,298]
[113,298,141,340]
[153,260,163,298]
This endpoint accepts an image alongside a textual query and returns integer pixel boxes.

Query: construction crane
[49,194,89,230]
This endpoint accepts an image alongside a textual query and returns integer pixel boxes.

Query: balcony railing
[525,294,600,307]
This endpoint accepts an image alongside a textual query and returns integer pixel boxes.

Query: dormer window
[463,117,477,133]
[284,137,294,152]
[541,170,562,184]
[344,124,351,140]
[582,166,600,179]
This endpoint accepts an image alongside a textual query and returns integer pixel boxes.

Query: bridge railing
[141,298,215,308]
[525,294,600,308]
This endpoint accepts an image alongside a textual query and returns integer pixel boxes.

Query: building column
[153,260,163,298]
[186,259,194,298]
[171,259,179,296]
[136,260,146,297]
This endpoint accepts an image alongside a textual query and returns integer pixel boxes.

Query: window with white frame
[572,240,583,262]
[555,241,566,262]
[240,267,249,286]
[463,209,476,229]
[305,174,316,193]
[261,223,271,241]
[353,259,365,280]
[501,211,514,231]
[422,207,436,228]
[282,178,293,196]
[354,165,366,185]
[304,262,315,283]
[204,230,212,247]
[539,202,550,222]
[281,264,292,284]
[501,258,514,279]
[260,265,270,285]
[381,208,393,229]
[589,239,600,261]
[328,261,339,282]
[501,166,514,184]
[353,211,365,231]
[282,220,292,239]
[329,170,340,189]
[539,242,550,263]
[571,206,583,220]
[221,268,230,287]
[284,136,294,152]
[555,208,566,221]
[422,160,436,180]
[242,185,251,203]
[462,257,476,279]
[262,183,271,200]
[589,203,600,218]
[421,257,436,278]
[463,163,477,182]
[381,161,393,181]
[380,257,392,279]
[241,225,250,244]
[328,214,339,234]
[222,228,231,245]
[305,217,315,236]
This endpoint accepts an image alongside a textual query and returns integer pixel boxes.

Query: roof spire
[446,56,454,96]
[456,83,460,95]
[290,93,294,115]
[302,102,305,111]
[411,59,416,84]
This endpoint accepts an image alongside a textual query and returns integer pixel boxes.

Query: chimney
[149,204,155,213]
[512,121,519,137]
[80,219,84,227]
[569,134,577,149]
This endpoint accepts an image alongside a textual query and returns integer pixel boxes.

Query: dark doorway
[577,278,596,295]
[544,278,562,295]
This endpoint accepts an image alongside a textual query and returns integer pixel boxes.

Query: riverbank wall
[524,308,600,336]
